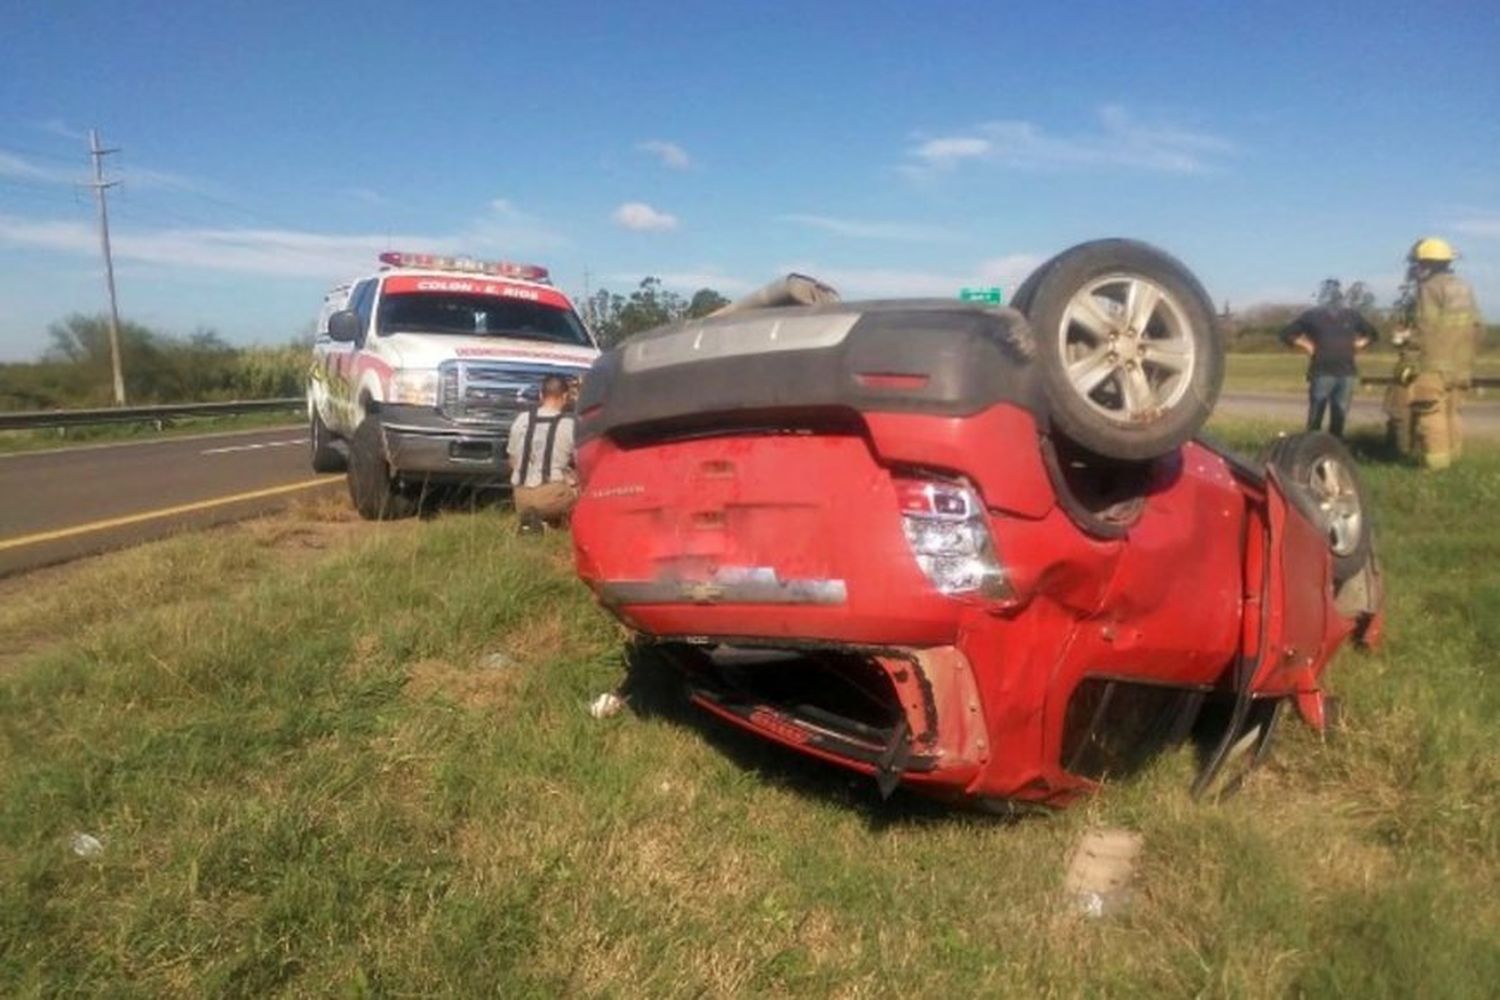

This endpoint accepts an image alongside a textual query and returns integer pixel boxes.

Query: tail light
[894,477,1011,599]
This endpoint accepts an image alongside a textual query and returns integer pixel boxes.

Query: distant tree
[45,313,159,367]
[1226,302,1302,353]
[1,313,305,408]
[1343,281,1376,316]
[1316,278,1345,309]
[584,278,731,348]
[1389,282,1416,327]
[615,277,682,340]
[686,288,730,318]
[582,289,625,346]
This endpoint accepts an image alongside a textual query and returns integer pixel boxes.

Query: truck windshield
[376,292,590,346]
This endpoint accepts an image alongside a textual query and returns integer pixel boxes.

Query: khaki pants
[1410,373,1465,469]
[514,480,578,523]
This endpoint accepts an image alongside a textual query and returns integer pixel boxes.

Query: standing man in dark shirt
[1279,302,1378,438]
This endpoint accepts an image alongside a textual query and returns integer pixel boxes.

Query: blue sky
[1,0,1497,359]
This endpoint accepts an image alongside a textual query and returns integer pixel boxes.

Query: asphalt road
[1215,390,1500,435]
[2,392,1495,577]
[0,425,341,576]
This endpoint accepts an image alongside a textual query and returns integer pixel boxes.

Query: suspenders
[516,408,566,485]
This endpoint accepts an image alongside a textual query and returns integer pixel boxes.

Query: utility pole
[89,128,127,405]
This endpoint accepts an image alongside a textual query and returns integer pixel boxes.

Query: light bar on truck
[377,251,550,283]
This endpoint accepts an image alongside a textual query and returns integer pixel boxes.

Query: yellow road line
[0,477,339,551]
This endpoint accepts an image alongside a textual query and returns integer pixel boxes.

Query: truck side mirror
[327,310,362,343]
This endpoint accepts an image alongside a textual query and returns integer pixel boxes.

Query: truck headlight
[895,477,1011,598]
[390,370,439,406]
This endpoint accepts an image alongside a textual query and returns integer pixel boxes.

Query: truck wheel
[347,418,416,520]
[1020,239,1223,462]
[1264,432,1372,585]
[310,407,347,473]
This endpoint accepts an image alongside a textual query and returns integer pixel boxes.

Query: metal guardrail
[1361,376,1499,388]
[0,398,302,431]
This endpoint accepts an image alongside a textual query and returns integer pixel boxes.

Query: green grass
[0,412,301,455]
[1224,351,1500,395]
[2,430,1498,996]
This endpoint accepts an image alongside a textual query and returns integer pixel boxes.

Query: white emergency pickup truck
[308,252,599,519]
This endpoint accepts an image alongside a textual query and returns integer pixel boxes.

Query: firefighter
[1383,283,1420,456]
[1400,238,1484,469]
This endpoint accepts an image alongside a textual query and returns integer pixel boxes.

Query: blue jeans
[1307,374,1356,437]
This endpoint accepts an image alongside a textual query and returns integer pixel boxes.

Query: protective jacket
[1414,272,1483,384]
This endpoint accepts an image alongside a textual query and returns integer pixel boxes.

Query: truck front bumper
[379,404,513,484]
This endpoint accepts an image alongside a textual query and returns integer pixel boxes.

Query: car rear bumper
[668,643,991,797]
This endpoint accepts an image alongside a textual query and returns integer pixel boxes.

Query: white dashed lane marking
[199,438,307,455]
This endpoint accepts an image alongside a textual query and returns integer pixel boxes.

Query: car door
[328,279,375,431]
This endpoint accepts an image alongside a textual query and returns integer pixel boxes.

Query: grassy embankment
[1,422,1496,996]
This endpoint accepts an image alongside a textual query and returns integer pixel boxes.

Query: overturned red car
[570,240,1382,807]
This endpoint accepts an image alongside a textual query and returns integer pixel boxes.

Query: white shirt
[506,403,576,487]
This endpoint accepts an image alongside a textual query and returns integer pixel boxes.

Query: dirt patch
[404,657,521,710]
[241,492,367,562]
[497,610,568,667]
[245,519,364,563]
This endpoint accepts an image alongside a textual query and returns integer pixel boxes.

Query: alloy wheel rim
[1308,455,1362,556]
[1057,274,1195,425]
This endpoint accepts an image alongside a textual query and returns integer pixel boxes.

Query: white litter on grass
[588,692,626,719]
[1062,827,1143,919]
[69,832,104,858]
[480,652,518,671]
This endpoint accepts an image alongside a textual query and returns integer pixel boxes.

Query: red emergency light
[378,251,550,284]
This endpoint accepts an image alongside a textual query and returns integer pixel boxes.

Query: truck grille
[437,360,580,426]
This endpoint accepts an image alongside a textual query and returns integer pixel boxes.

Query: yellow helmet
[1408,237,1457,263]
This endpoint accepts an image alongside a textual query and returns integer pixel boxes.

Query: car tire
[1008,254,1059,315]
[347,417,417,520]
[310,407,347,473]
[1019,239,1223,462]
[1263,431,1372,585]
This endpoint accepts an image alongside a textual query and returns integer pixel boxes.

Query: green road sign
[959,286,1003,305]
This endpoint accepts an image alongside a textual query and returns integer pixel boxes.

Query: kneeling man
[507,374,577,531]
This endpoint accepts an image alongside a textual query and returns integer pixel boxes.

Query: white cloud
[116,164,208,193]
[910,137,992,169]
[0,199,566,280]
[0,150,82,185]
[1449,211,1500,240]
[775,253,1043,300]
[0,147,207,192]
[636,140,692,170]
[348,187,390,206]
[907,105,1233,175]
[612,201,678,232]
[777,213,955,242]
[38,119,87,141]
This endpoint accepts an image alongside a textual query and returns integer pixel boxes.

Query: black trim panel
[578,301,1045,444]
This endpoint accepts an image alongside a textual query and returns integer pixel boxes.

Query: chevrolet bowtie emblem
[681,582,725,603]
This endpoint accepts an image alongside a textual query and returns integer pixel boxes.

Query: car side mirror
[327,310,362,343]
